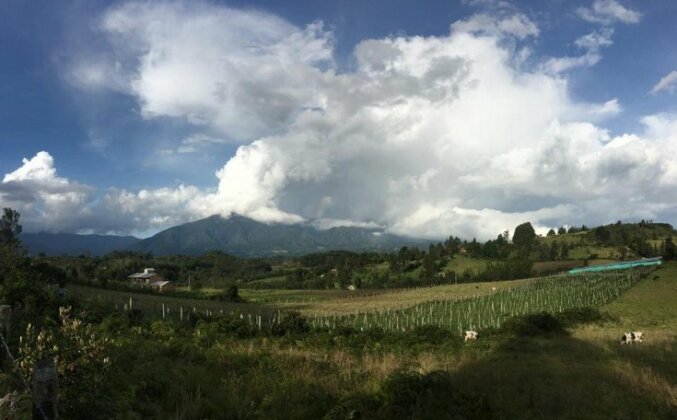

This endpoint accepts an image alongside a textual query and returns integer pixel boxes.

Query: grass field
[538,231,589,245]
[61,262,676,418]
[68,284,275,322]
[267,277,537,316]
[452,263,677,418]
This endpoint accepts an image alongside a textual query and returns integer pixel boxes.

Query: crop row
[307,268,653,333]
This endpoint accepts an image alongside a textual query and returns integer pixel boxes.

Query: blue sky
[1,0,676,238]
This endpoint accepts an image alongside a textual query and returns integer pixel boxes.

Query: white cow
[620,331,643,344]
[464,330,479,342]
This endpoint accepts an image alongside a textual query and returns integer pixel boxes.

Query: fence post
[32,358,57,420]
[162,303,166,320]
[129,297,133,311]
[180,306,183,321]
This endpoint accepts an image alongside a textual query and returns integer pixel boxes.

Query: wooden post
[129,297,133,311]
[32,358,57,420]
[162,303,166,320]
[180,306,183,321]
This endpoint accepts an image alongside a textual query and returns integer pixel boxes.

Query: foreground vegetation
[1,209,676,418]
[4,265,674,419]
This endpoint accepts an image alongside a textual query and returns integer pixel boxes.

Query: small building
[128,268,164,285]
[128,268,175,292]
[149,280,175,293]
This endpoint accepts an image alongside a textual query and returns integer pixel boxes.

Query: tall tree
[513,222,536,256]
[0,208,22,247]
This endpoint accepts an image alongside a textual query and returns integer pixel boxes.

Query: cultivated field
[62,263,676,418]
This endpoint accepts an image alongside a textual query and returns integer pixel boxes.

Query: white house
[128,268,163,285]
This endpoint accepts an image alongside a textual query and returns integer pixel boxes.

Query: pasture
[59,263,675,418]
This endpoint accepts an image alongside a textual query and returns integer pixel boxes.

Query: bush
[214,314,258,338]
[126,308,144,326]
[557,307,617,327]
[271,311,310,336]
[378,370,490,419]
[214,285,242,302]
[500,312,566,337]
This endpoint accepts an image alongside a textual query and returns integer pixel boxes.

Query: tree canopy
[0,208,22,247]
[512,222,536,254]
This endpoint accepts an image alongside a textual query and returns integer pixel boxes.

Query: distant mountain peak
[129,214,426,257]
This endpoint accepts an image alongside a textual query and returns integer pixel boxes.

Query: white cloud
[576,0,642,25]
[540,53,601,74]
[71,1,334,143]
[574,28,614,50]
[0,152,93,233]
[0,152,206,236]
[540,28,614,75]
[451,12,539,39]
[177,134,229,154]
[48,2,677,240]
[651,70,677,95]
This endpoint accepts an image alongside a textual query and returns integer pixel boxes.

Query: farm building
[128,267,163,285]
[149,280,175,293]
[128,268,175,292]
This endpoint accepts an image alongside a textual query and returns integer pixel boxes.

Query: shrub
[126,308,144,326]
[378,370,490,419]
[271,311,310,336]
[214,285,242,302]
[500,312,567,337]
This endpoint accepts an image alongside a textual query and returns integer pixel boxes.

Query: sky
[1,0,677,239]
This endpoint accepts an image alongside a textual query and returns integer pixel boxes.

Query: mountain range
[22,214,426,257]
[21,232,140,257]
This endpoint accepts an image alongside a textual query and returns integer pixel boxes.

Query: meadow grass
[68,283,274,321]
[276,277,536,316]
[453,262,677,418]
[538,231,588,245]
[59,263,676,418]
[443,255,494,275]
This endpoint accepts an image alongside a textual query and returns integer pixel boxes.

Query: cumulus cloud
[48,1,677,240]
[651,71,677,95]
[0,151,207,235]
[576,0,642,25]
[71,1,333,143]
[0,152,93,233]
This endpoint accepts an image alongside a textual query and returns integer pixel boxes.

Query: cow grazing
[620,331,643,344]
[464,330,479,342]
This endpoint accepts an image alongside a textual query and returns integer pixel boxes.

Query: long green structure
[568,257,662,274]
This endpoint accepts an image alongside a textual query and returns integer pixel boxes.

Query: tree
[420,253,438,280]
[664,237,676,260]
[549,241,560,260]
[547,229,556,237]
[557,226,567,235]
[513,222,536,256]
[0,208,24,280]
[0,208,22,247]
